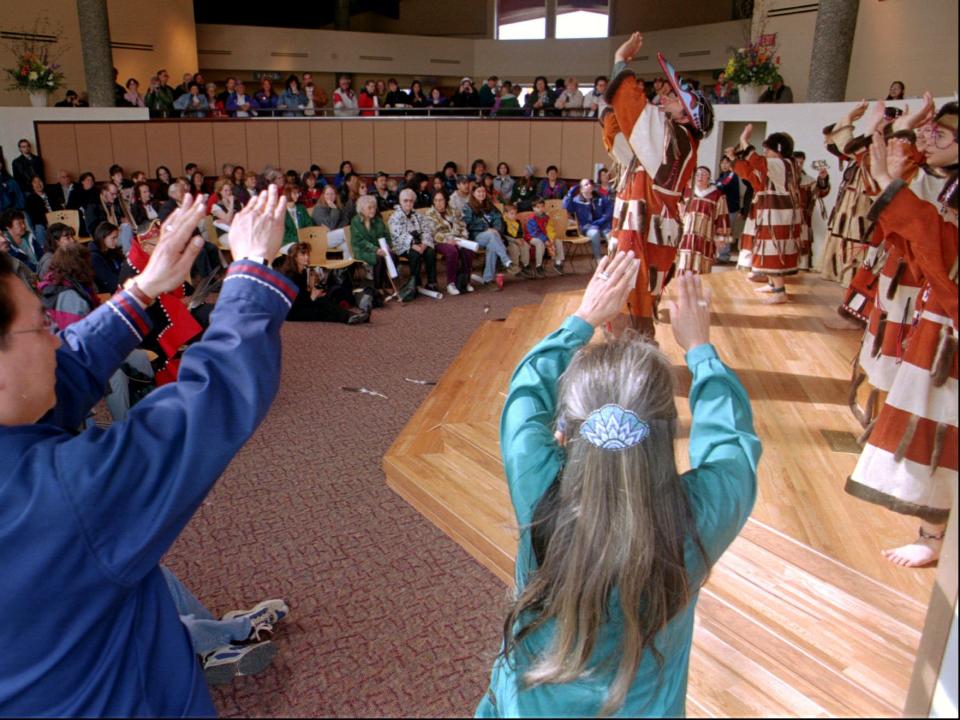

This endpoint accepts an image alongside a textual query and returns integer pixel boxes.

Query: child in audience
[300,172,323,209]
[512,166,538,211]
[525,198,563,276]
[503,204,535,278]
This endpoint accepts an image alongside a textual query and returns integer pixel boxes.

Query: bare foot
[762,293,789,304]
[755,284,776,293]
[882,538,942,567]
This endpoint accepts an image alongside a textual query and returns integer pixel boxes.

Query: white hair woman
[349,193,395,292]
[477,259,761,717]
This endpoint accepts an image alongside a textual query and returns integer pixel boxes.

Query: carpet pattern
[162,270,591,717]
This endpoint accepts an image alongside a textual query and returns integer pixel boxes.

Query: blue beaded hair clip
[579,404,650,451]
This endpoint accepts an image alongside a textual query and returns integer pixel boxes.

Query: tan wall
[762,7,818,103]
[610,0,735,34]
[0,0,197,107]
[34,118,610,182]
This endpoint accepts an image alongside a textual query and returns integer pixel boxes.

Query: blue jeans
[585,227,609,259]
[119,223,134,254]
[474,229,510,282]
[161,566,252,655]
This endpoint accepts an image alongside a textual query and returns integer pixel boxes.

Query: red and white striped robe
[734,148,802,276]
[678,186,730,274]
[847,181,958,523]
[796,170,829,270]
[603,69,698,321]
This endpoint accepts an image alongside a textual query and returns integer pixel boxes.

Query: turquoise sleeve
[682,343,761,562]
[500,315,595,528]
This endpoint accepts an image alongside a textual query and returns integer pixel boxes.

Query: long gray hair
[501,331,708,716]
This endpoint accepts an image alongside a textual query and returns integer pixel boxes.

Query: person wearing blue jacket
[563,178,614,260]
[477,258,760,717]
[0,187,297,716]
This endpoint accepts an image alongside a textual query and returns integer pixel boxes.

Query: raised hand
[894,91,935,131]
[136,193,207,299]
[574,250,640,327]
[862,100,888,134]
[666,272,712,352]
[739,123,753,150]
[228,184,286,260]
[842,99,868,126]
[868,130,895,192]
[615,32,643,63]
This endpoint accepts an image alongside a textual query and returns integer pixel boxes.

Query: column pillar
[75,0,114,107]
[807,0,860,102]
[545,0,557,39]
[751,0,768,39]
[335,0,351,30]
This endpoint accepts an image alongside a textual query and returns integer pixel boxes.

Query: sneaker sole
[205,642,278,685]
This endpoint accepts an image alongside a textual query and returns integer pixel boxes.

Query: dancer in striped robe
[601,32,712,337]
[847,104,958,568]
[733,124,801,304]
[677,166,730,274]
[793,151,830,271]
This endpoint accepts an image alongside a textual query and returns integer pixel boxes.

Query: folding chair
[549,209,593,273]
[46,209,81,238]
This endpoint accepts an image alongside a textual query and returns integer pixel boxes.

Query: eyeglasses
[920,123,958,150]
[6,311,56,337]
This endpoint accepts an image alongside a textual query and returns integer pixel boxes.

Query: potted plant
[724,41,781,104]
[4,19,66,107]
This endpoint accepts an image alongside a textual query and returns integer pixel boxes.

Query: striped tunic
[847,180,958,524]
[678,186,730,274]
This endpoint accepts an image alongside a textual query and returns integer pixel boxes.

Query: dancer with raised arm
[476,255,761,716]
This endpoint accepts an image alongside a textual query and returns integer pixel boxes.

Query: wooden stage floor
[383,270,936,717]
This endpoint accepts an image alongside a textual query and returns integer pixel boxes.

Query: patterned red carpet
[162,270,590,717]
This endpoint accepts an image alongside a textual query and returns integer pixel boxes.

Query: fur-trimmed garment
[847,180,958,524]
[602,66,699,321]
[733,147,802,277]
[678,185,730,274]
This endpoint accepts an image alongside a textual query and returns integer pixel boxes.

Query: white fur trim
[851,444,956,510]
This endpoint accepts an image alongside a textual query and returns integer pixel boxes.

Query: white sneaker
[222,599,289,626]
[446,282,460,296]
[470,273,485,285]
[202,641,277,685]
[466,284,475,293]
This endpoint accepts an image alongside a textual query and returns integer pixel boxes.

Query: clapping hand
[894,90,935,132]
[228,184,286,260]
[614,32,643,63]
[136,193,207,300]
[574,250,640,327]
[666,272,711,351]
[739,124,753,150]
[867,129,914,192]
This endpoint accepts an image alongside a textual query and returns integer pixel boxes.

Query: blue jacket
[461,204,504,240]
[562,187,612,233]
[0,261,297,716]
[225,92,261,116]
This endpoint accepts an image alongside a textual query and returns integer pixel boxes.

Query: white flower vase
[738,84,764,104]
[28,91,49,108]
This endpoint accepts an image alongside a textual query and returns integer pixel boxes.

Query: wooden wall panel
[467,121,499,172]
[110,123,149,178]
[560,122,598,182]
[373,121,405,174]
[245,121,280,174]
[277,121,312,174]
[212,122,248,173]
[497,122,530,177]
[404,121,436,175]
[36,124,80,182]
[178,123,216,177]
[144,123,183,178]
[435,121,468,174]
[341,122,375,174]
[74,124,115,179]
[528,122,563,178]
[592,121,610,178]
[309,121,343,175]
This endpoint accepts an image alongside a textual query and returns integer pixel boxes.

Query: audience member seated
[2,208,43,273]
[526,197,565,275]
[554,77,584,115]
[538,165,567,200]
[278,75,307,116]
[442,162,459,194]
[240,171,259,206]
[131,182,161,226]
[564,178,613,259]
[759,75,793,103]
[297,173,320,209]
[427,86,447,109]
[254,78,278,115]
[340,173,366,221]
[461,185,512,286]
[358,79,380,116]
[431,174,446,196]
[479,76,498,108]
[282,183,314,250]
[0,160,24,217]
[226,81,259,117]
[502,202,538,278]
[334,161,354,189]
[596,167,612,196]
[424,190,475,295]
[204,83,226,118]
[312,184,349,231]
[333,75,358,116]
[37,222,77,278]
[350,194,394,293]
[13,139,44,194]
[449,174,472,215]
[384,78,409,112]
[173,82,209,117]
[25,176,53,247]
[90,221,124,293]
[408,80,428,108]
[372,172,398,213]
[412,173,433,208]
[211,179,238,243]
[123,78,145,107]
[154,166,173,200]
[280,242,369,325]
[511,166,538,211]
[469,159,487,183]
[524,76,556,116]
[54,89,82,107]
[0,228,37,287]
[388,188,438,293]
[47,170,78,211]
[480,174,497,202]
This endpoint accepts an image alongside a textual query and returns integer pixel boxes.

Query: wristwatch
[122,278,156,308]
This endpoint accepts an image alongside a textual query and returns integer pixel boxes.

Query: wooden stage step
[383,271,932,716]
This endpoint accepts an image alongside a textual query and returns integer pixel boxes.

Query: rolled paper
[327,227,346,249]
[456,238,479,252]
[418,287,443,300]
[378,237,399,278]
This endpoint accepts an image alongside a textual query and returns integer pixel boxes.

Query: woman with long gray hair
[477,254,761,717]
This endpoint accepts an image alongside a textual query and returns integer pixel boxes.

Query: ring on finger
[598,271,610,281]
[697,300,708,308]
